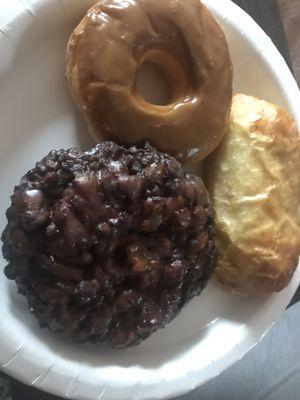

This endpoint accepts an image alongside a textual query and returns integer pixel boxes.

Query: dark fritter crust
[2,141,216,348]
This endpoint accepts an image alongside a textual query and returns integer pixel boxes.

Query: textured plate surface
[0,0,300,399]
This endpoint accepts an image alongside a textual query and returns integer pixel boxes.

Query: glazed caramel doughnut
[66,0,233,163]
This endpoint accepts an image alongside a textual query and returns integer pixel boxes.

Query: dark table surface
[1,0,299,399]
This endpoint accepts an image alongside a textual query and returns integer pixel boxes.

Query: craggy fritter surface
[2,141,216,348]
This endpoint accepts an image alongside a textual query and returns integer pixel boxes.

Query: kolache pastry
[66,0,233,164]
[204,94,300,295]
[2,141,216,348]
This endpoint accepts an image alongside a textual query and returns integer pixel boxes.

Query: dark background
[1,0,299,399]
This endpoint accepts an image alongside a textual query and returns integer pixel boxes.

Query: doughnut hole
[134,50,188,108]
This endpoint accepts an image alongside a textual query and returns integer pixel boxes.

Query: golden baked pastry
[204,94,300,295]
[66,0,233,163]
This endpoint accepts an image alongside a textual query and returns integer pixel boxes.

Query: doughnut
[2,141,216,348]
[204,94,300,295]
[66,0,233,163]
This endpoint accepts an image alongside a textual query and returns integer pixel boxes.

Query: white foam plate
[0,0,300,399]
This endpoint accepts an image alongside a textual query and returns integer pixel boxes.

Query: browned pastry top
[204,94,300,295]
[66,0,233,163]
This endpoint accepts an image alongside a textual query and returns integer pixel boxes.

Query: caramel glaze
[67,0,233,163]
